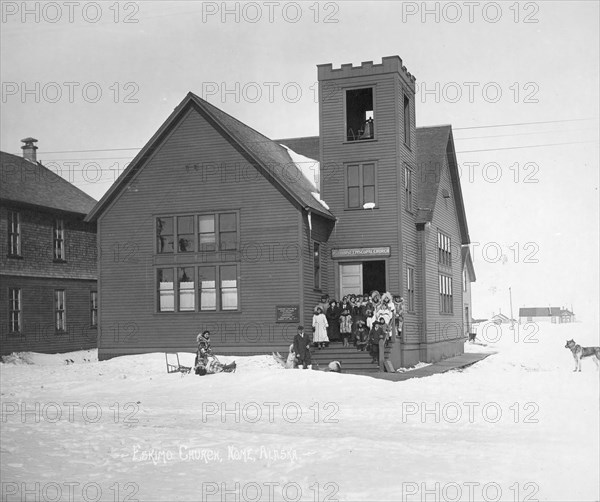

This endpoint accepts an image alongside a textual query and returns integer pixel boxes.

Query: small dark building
[87,56,475,366]
[519,307,575,324]
[1,139,98,355]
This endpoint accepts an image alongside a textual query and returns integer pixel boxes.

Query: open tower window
[346,88,374,141]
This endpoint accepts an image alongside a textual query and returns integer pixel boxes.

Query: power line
[456,140,598,154]
[14,118,599,155]
[453,118,597,131]
[454,127,598,141]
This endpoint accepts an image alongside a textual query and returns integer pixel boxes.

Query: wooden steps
[310,341,391,373]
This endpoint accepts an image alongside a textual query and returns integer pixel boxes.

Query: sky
[1,0,599,322]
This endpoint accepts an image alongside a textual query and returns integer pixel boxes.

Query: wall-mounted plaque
[276,305,300,323]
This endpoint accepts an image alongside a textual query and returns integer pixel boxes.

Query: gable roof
[86,94,334,223]
[415,125,471,245]
[275,128,473,244]
[274,136,320,161]
[461,246,476,281]
[519,307,575,317]
[0,151,97,215]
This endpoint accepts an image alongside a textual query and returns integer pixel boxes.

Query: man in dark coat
[293,325,312,369]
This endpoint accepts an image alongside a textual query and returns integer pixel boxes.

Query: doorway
[339,260,386,298]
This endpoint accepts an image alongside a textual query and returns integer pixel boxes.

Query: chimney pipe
[21,137,38,163]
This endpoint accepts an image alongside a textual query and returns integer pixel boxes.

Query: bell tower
[317,56,417,300]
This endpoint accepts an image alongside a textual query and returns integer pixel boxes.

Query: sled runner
[165,352,192,374]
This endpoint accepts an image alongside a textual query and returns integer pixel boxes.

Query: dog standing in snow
[565,339,600,371]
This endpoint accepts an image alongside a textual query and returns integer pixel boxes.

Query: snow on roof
[280,144,319,190]
[311,191,330,211]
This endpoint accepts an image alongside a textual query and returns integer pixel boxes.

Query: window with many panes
[347,163,376,209]
[404,164,413,212]
[346,87,374,141]
[178,267,195,311]
[8,211,21,256]
[9,288,21,333]
[406,266,415,312]
[90,291,98,327]
[54,218,65,261]
[157,265,238,312]
[156,213,238,253]
[314,242,321,289]
[177,216,194,252]
[438,231,452,267]
[439,274,453,314]
[55,290,66,331]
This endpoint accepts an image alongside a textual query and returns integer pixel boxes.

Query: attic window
[346,88,374,141]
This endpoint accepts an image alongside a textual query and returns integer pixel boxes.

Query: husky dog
[565,339,600,372]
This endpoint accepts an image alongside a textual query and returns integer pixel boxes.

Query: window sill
[343,138,378,145]
[154,310,241,315]
[53,259,67,264]
[344,206,379,212]
[7,254,23,260]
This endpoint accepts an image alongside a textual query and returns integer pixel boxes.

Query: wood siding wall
[0,204,97,355]
[319,70,417,302]
[421,154,465,360]
[0,275,97,354]
[97,109,305,359]
[0,205,97,280]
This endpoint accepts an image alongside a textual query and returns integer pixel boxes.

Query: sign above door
[331,247,391,259]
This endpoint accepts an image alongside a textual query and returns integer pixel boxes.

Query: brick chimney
[21,137,38,163]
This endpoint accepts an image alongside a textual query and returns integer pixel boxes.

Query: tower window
[403,94,411,147]
[346,88,374,141]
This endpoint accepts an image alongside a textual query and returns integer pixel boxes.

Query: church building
[86,56,474,368]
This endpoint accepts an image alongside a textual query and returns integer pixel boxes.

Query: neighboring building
[0,139,98,355]
[86,56,474,367]
[519,307,575,324]
[462,247,476,334]
[490,312,515,325]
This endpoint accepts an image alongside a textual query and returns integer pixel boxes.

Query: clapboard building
[519,307,575,324]
[1,139,98,355]
[87,56,474,366]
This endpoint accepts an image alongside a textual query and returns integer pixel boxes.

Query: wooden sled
[165,352,192,374]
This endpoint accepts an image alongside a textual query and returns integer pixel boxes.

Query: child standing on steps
[312,307,329,349]
[338,298,352,347]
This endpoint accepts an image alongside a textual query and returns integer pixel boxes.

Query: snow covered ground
[1,322,598,502]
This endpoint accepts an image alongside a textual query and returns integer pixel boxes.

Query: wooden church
[86,56,474,369]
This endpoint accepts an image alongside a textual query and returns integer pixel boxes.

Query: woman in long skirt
[312,307,329,349]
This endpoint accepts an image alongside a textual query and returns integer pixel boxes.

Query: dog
[272,344,297,369]
[565,339,600,372]
[312,360,342,373]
